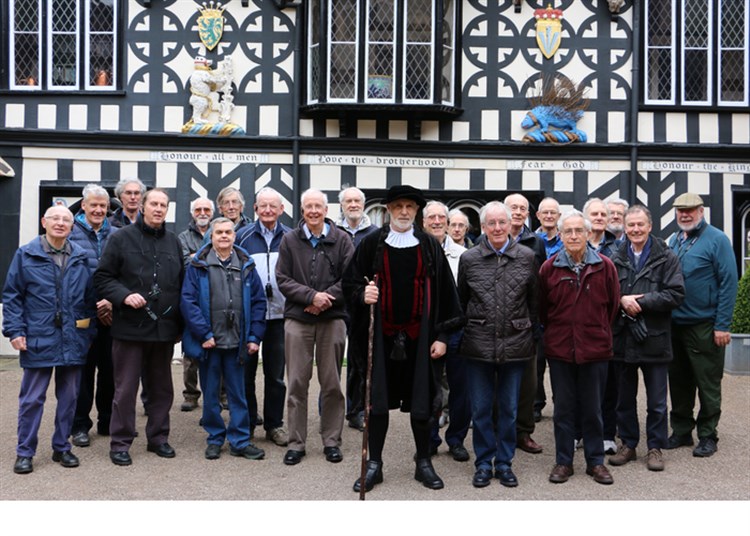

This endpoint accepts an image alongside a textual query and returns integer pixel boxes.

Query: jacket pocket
[641,329,669,357]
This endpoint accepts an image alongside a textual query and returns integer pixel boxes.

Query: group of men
[4,181,738,496]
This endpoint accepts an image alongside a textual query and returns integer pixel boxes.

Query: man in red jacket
[539,209,620,485]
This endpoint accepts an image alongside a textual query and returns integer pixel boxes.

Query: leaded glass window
[9,0,117,91]
[306,0,456,108]
[644,0,748,107]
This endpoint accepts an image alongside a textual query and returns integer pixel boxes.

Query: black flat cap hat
[385,184,426,209]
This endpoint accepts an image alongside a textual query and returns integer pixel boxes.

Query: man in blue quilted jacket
[3,205,97,474]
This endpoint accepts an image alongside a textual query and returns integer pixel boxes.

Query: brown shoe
[608,445,636,466]
[647,448,665,472]
[548,464,574,483]
[586,464,614,485]
[517,434,543,454]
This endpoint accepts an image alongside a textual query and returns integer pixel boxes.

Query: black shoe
[324,446,343,463]
[71,431,90,447]
[147,442,176,458]
[13,456,33,474]
[283,449,306,465]
[353,460,384,492]
[666,433,694,450]
[347,415,365,431]
[495,467,518,488]
[205,444,222,460]
[110,451,132,466]
[448,443,470,462]
[255,415,264,426]
[52,450,80,468]
[693,437,718,458]
[414,458,444,490]
[472,468,492,488]
[230,443,265,460]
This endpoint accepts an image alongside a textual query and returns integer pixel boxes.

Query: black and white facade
[1,0,749,283]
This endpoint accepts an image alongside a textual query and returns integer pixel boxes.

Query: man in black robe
[344,185,464,493]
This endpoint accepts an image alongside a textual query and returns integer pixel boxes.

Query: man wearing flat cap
[666,193,737,458]
[344,184,465,493]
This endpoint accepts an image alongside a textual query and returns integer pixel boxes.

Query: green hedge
[730,269,750,334]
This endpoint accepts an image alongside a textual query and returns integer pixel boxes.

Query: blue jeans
[200,348,251,450]
[466,359,525,471]
[244,319,286,431]
[614,361,669,450]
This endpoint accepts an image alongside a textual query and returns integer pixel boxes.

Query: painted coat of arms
[535,5,564,59]
[197,1,225,51]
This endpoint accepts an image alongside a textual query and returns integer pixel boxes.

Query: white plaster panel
[38,104,56,129]
[638,112,654,142]
[553,171,574,192]
[120,161,140,179]
[608,111,626,143]
[73,160,101,182]
[358,120,377,139]
[5,103,24,128]
[484,170,507,191]
[452,122,470,142]
[156,162,178,189]
[100,105,120,131]
[68,105,87,130]
[521,172,540,191]
[481,110,499,140]
[309,165,342,190]
[444,169,470,190]
[299,119,314,137]
[580,111,596,143]
[259,106,279,136]
[326,119,340,137]
[401,167,430,189]
[389,121,408,140]
[421,121,440,141]
[665,113,687,143]
[132,105,149,132]
[164,106,185,133]
[732,114,750,144]
[687,175,710,195]
[699,114,719,144]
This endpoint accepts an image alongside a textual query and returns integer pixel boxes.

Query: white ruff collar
[386,226,419,248]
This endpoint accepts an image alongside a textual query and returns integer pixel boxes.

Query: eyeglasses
[562,228,587,236]
[46,216,73,223]
[194,207,212,213]
[449,222,467,229]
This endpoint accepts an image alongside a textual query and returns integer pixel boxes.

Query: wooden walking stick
[359,275,377,501]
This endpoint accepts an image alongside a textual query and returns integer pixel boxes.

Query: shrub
[730,268,750,334]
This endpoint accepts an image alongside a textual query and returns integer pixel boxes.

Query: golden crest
[535,5,564,60]
[197,1,226,51]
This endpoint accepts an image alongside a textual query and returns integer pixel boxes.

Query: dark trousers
[17,366,82,457]
[72,327,114,435]
[430,331,470,448]
[602,361,618,441]
[669,322,725,440]
[534,342,547,412]
[614,361,669,450]
[110,339,174,452]
[549,359,608,467]
[245,318,286,431]
[516,343,538,435]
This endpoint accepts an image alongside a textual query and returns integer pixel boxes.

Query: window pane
[367,0,394,100]
[684,49,709,101]
[89,0,114,32]
[50,0,79,89]
[89,34,113,86]
[645,0,674,103]
[52,0,78,32]
[87,0,116,88]
[683,0,709,48]
[719,0,747,104]
[330,44,356,99]
[52,33,78,86]
[441,0,454,104]
[404,0,432,101]
[12,0,41,87]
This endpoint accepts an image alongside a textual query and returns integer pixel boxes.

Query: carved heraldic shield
[535,5,563,60]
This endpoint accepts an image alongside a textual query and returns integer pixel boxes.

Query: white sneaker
[604,440,617,455]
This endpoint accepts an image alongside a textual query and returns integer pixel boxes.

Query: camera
[265,283,273,299]
[224,310,236,328]
[54,311,63,328]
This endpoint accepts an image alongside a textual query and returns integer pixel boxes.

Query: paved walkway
[0,357,748,535]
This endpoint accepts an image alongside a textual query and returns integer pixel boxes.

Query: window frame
[7,0,119,92]
[643,0,749,108]
[303,0,460,116]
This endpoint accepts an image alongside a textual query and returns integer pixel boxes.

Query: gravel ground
[0,356,747,535]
